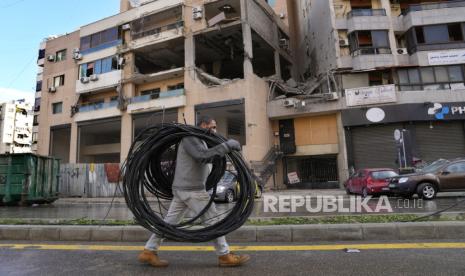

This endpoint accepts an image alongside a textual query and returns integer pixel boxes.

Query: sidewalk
[1,221,465,243]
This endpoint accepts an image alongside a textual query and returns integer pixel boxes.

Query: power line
[7,55,36,89]
[0,0,27,9]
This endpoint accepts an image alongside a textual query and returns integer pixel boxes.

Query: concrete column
[185,34,196,80]
[336,112,349,187]
[381,0,398,63]
[240,0,254,77]
[69,122,78,163]
[274,51,282,78]
[120,83,135,163]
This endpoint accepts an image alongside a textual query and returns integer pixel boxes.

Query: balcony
[347,9,386,18]
[402,1,465,30]
[347,9,390,32]
[130,21,184,50]
[348,48,395,70]
[74,101,120,122]
[402,0,465,15]
[127,89,186,114]
[75,70,122,94]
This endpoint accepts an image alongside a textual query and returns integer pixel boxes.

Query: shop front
[343,102,465,170]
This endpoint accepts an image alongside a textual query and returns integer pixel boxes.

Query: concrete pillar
[336,112,349,187]
[240,0,254,77]
[185,34,196,79]
[381,0,398,62]
[120,83,135,163]
[69,122,78,163]
[274,51,282,78]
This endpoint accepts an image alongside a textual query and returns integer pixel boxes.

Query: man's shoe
[138,249,169,267]
[218,252,250,267]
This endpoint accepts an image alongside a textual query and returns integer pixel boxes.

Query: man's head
[197,115,217,133]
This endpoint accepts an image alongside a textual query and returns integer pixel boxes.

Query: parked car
[344,168,398,197]
[389,158,465,200]
[209,171,263,203]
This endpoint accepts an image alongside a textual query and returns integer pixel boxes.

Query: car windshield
[219,171,236,184]
[371,171,398,179]
[420,159,450,173]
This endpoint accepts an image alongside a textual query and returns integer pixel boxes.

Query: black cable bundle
[122,123,255,242]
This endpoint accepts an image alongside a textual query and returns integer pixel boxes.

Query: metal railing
[130,89,185,104]
[351,47,392,56]
[347,8,386,18]
[402,0,465,15]
[250,145,283,185]
[78,101,118,113]
[132,21,184,40]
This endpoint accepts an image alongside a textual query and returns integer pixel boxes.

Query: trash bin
[0,153,60,205]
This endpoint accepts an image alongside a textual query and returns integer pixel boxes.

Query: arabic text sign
[345,84,396,107]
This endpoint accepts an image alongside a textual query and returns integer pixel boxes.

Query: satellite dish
[129,0,140,8]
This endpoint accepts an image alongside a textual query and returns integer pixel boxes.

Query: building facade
[35,0,297,188]
[0,101,34,154]
[268,0,465,188]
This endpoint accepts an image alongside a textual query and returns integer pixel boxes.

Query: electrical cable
[407,197,465,222]
[122,123,255,242]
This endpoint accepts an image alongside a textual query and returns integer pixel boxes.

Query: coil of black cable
[122,123,255,242]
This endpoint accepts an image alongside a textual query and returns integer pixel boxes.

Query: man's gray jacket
[172,136,231,191]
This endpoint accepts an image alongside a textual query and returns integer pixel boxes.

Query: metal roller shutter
[415,121,465,162]
[351,124,402,169]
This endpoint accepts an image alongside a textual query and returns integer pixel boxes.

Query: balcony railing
[129,89,185,104]
[351,47,392,56]
[78,101,118,113]
[402,0,465,15]
[132,21,184,40]
[347,9,386,18]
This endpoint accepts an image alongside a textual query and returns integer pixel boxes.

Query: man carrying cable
[138,115,251,267]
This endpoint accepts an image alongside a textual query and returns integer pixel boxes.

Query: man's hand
[225,139,241,151]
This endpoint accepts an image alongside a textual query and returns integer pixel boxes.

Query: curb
[2,222,465,242]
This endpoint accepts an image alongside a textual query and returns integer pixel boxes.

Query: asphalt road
[1,241,465,275]
[1,193,465,221]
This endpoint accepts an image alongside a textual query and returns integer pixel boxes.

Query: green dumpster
[0,153,60,205]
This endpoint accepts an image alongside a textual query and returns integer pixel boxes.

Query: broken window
[252,30,276,78]
[78,119,121,163]
[411,23,465,45]
[204,0,241,27]
[56,49,67,62]
[131,6,183,40]
[53,75,65,87]
[195,25,244,80]
[134,38,184,75]
[140,88,161,99]
[167,83,184,91]
[79,56,120,79]
[348,30,391,55]
[280,55,292,81]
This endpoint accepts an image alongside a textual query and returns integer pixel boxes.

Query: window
[348,30,391,55]
[34,98,41,112]
[397,65,465,91]
[36,81,42,92]
[32,133,38,144]
[167,83,184,90]
[52,102,63,114]
[409,22,465,50]
[448,23,464,42]
[53,75,65,87]
[33,115,39,126]
[56,49,67,62]
[80,27,121,53]
[446,162,465,173]
[79,56,120,79]
[38,49,45,60]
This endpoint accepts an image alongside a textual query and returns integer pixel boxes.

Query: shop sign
[345,84,396,107]
[428,50,465,65]
[287,172,300,184]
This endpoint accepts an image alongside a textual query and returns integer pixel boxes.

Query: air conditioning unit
[396,48,408,55]
[326,92,339,101]
[283,98,298,107]
[90,74,99,81]
[48,87,57,93]
[73,48,80,53]
[47,55,56,62]
[339,39,349,47]
[193,7,203,20]
[279,39,290,49]
[73,53,83,60]
[80,77,90,84]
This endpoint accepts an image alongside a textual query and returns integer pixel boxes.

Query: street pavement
[1,240,465,275]
[1,190,465,221]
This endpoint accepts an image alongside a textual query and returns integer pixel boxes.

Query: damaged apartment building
[34,0,303,188]
[268,0,465,189]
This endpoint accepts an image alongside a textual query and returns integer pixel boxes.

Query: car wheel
[362,187,369,198]
[255,186,263,198]
[417,183,437,200]
[225,189,235,203]
[346,187,352,195]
